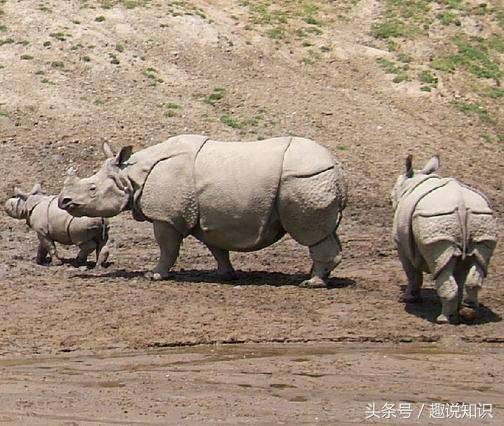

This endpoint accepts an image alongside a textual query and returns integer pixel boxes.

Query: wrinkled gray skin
[4,184,109,267]
[391,155,497,324]
[58,135,347,287]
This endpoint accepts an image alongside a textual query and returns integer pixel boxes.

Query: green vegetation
[0,38,14,46]
[50,32,67,41]
[143,67,163,83]
[418,70,437,85]
[95,16,106,22]
[431,36,502,82]
[220,114,241,129]
[51,61,64,68]
[115,43,124,52]
[204,87,225,106]
[377,57,409,83]
[451,101,494,124]
[20,54,34,60]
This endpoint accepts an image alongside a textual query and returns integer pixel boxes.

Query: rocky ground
[0,0,502,423]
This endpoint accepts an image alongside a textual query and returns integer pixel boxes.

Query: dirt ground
[0,0,503,423]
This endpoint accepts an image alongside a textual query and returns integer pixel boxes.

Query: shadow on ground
[403,288,502,325]
[74,268,356,288]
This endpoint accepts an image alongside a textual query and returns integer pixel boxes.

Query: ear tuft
[30,183,42,195]
[102,141,115,159]
[420,155,440,175]
[14,187,28,200]
[405,154,414,178]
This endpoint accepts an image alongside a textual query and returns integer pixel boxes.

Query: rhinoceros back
[194,137,291,250]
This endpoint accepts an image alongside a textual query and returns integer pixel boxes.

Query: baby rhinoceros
[391,155,497,324]
[4,184,109,267]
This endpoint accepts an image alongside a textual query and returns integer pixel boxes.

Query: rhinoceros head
[4,184,43,219]
[58,142,133,217]
[390,154,440,210]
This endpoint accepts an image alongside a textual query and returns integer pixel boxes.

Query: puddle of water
[0,342,502,372]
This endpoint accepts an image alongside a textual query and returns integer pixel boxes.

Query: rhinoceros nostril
[58,197,73,210]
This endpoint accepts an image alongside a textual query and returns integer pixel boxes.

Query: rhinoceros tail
[456,191,468,260]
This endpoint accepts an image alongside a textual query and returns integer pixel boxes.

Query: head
[390,154,440,210]
[4,184,43,219]
[58,142,133,217]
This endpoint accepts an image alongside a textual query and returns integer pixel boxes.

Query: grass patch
[220,114,241,129]
[377,57,409,83]
[143,67,163,83]
[266,27,285,39]
[50,32,67,41]
[451,101,494,124]
[82,55,91,62]
[431,36,502,82]
[418,70,437,85]
[371,19,416,39]
[0,38,14,46]
[0,24,6,32]
[20,54,34,60]
[95,16,106,22]
[481,87,504,98]
[51,61,64,68]
[204,87,225,106]
[115,43,124,52]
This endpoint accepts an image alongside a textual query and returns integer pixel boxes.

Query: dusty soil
[0,0,503,423]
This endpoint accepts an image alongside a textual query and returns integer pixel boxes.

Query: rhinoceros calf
[391,155,497,324]
[4,184,109,267]
[58,134,347,287]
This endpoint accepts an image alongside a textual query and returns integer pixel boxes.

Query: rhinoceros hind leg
[398,251,423,303]
[95,242,110,268]
[457,262,483,321]
[435,259,459,324]
[145,221,182,281]
[300,232,342,288]
[76,240,97,266]
[207,245,237,281]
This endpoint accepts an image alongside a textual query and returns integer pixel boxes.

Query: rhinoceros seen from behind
[4,184,109,267]
[58,134,347,287]
[391,155,497,324]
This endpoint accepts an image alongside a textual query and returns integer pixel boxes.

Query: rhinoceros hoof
[401,294,423,303]
[436,314,459,325]
[145,271,164,281]
[299,277,327,288]
[218,271,238,282]
[459,307,478,322]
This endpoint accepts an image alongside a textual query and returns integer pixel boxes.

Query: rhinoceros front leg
[435,259,459,324]
[36,234,49,265]
[300,232,342,288]
[206,244,237,281]
[95,241,110,269]
[37,234,63,266]
[76,240,97,266]
[145,221,182,281]
[398,250,423,303]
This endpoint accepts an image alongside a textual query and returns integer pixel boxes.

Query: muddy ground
[0,0,503,423]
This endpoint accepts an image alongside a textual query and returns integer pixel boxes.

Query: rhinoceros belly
[194,138,291,251]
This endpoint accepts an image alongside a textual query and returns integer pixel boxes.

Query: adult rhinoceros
[391,154,497,323]
[58,134,347,287]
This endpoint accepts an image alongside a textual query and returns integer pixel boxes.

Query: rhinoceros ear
[102,141,115,159]
[30,183,42,195]
[112,145,133,167]
[14,187,28,200]
[405,154,414,178]
[420,155,440,175]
